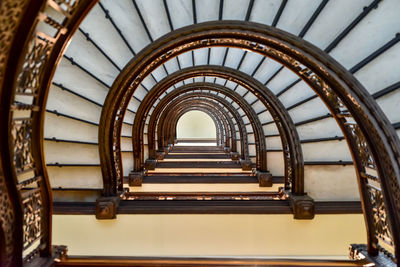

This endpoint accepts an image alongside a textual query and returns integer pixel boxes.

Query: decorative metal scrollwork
[12,119,34,174]
[22,189,42,249]
[0,173,16,266]
[367,184,394,250]
[348,124,375,170]
[17,36,52,95]
[0,0,89,264]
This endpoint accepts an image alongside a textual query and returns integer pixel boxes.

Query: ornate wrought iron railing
[0,0,95,265]
[0,3,398,266]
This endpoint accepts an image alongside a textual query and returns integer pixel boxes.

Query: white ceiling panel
[276,0,321,35]
[304,0,368,50]
[376,89,400,123]
[238,52,264,76]
[196,0,219,22]
[210,47,227,65]
[53,60,108,104]
[289,97,329,123]
[80,2,134,68]
[253,59,282,84]
[354,43,400,94]
[193,48,208,66]
[167,0,194,29]
[135,0,171,40]
[266,68,299,94]
[249,0,281,26]
[279,81,315,108]
[223,0,250,20]
[100,0,151,53]
[329,0,400,69]
[224,48,245,69]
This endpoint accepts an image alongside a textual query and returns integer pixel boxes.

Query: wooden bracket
[144,159,157,170]
[95,196,120,220]
[240,159,252,171]
[128,171,143,186]
[231,152,240,161]
[257,171,273,187]
[290,194,315,220]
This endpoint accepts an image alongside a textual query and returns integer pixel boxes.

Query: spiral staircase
[1,0,400,266]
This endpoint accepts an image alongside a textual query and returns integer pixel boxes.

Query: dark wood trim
[123,191,284,201]
[56,255,367,266]
[53,201,362,215]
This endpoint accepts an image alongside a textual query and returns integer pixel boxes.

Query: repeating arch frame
[146,84,286,176]
[157,98,235,152]
[128,67,303,194]
[153,92,253,163]
[166,103,229,147]
[150,89,249,161]
[99,21,400,259]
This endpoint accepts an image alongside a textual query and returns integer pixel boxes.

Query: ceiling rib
[349,33,400,74]
[262,0,381,102]
[372,81,400,99]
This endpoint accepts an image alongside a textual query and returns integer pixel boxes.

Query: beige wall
[176,111,217,139]
[53,214,366,257]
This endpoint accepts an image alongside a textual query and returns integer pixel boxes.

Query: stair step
[164,154,230,159]
[145,172,253,177]
[123,191,284,201]
[143,175,259,183]
[155,161,242,168]
[170,146,224,153]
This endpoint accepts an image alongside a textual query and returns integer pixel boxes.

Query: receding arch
[166,104,228,148]
[165,105,227,149]
[149,92,246,163]
[155,96,249,162]
[158,97,238,155]
[99,21,400,256]
[148,86,273,173]
[176,110,217,140]
[155,103,226,154]
[130,68,301,192]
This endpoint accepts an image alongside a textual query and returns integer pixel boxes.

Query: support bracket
[128,171,144,186]
[240,159,252,171]
[144,159,157,170]
[289,194,315,220]
[95,196,120,220]
[257,171,273,187]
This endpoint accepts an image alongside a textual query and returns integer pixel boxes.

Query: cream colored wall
[53,214,366,257]
[176,111,217,139]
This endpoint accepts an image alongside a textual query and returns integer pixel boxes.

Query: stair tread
[155,161,242,168]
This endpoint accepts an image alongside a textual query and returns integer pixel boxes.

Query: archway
[176,110,217,141]
[99,21,400,258]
